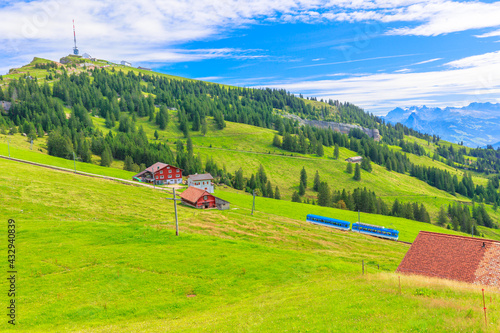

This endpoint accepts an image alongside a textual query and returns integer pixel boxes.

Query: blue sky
[1,0,500,115]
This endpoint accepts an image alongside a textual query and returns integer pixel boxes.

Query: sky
[1,0,500,115]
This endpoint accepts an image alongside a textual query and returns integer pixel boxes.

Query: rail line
[0,155,173,193]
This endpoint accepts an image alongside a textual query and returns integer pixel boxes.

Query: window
[169,169,172,173]
[160,175,164,179]
[160,170,163,174]
[176,174,180,178]
[204,195,207,200]
[168,175,172,178]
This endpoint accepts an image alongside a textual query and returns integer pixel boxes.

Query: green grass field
[1,157,500,332]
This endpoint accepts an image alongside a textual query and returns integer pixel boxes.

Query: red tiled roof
[179,186,211,204]
[397,231,500,285]
[133,162,183,178]
[188,173,214,181]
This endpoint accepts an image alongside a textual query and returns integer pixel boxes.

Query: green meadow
[3,109,500,224]
[1,158,499,332]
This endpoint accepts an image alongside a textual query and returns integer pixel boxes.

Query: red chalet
[179,187,230,210]
[133,162,183,185]
[180,187,215,209]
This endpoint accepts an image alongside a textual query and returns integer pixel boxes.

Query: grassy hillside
[1,57,499,230]
[3,112,500,227]
[1,157,500,332]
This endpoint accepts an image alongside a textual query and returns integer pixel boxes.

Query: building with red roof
[179,186,230,210]
[133,162,183,185]
[397,231,500,286]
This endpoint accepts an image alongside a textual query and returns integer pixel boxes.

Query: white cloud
[445,51,500,69]
[257,51,500,115]
[475,29,500,38]
[411,58,441,65]
[383,1,500,36]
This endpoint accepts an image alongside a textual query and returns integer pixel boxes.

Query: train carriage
[351,222,399,241]
[306,214,350,231]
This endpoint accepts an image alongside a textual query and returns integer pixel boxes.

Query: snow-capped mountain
[383,103,500,147]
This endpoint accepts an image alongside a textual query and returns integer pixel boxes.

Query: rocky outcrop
[0,101,11,113]
[284,114,380,141]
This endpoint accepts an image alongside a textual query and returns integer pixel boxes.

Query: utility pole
[73,152,76,173]
[30,138,33,150]
[358,210,360,223]
[251,190,256,215]
[166,188,182,236]
[7,138,10,158]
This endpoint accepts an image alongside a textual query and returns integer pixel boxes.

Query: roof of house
[188,173,214,181]
[179,186,211,204]
[346,156,363,162]
[133,162,184,178]
[396,231,500,286]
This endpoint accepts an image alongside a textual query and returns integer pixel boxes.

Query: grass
[213,188,494,243]
[0,134,135,180]
[1,157,500,332]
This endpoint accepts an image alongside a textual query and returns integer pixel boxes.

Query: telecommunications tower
[72,19,79,55]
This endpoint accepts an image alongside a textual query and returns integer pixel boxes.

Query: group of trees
[272,122,500,206]
[301,169,431,223]
[438,202,493,233]
[230,164,280,199]
[316,182,431,223]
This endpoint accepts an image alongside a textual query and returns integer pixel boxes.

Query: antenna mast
[73,19,79,55]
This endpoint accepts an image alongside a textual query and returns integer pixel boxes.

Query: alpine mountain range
[383,102,500,148]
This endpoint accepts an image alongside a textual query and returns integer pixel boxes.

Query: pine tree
[334,144,339,159]
[437,206,448,226]
[361,157,372,172]
[274,186,281,200]
[266,181,273,198]
[353,164,361,180]
[313,170,320,191]
[154,130,159,140]
[299,181,305,196]
[201,118,208,136]
[346,163,353,174]
[291,191,301,203]
[100,145,113,167]
[124,155,134,171]
[300,167,307,188]
[316,141,324,156]
[233,168,244,190]
[192,112,200,131]
[317,181,330,207]
[187,136,193,156]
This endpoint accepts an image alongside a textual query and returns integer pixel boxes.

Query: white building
[187,173,214,193]
[82,53,92,59]
[345,156,363,163]
[121,61,132,67]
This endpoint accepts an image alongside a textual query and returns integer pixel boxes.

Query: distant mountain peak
[383,102,500,147]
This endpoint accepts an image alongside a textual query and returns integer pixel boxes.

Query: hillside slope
[1,157,499,332]
[1,56,499,232]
